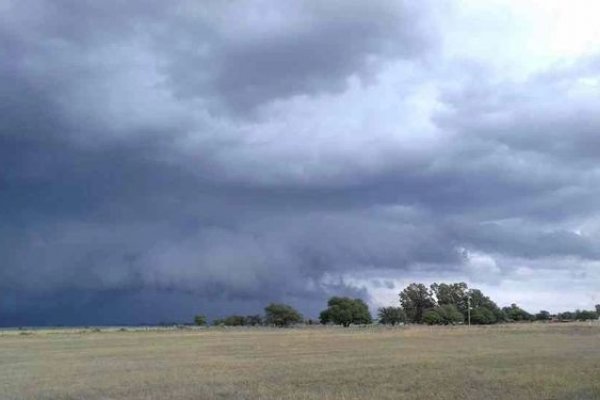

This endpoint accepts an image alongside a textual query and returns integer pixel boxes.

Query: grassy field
[1,324,600,400]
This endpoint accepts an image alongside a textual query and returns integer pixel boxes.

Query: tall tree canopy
[399,283,436,323]
[502,304,533,321]
[264,303,303,327]
[468,288,505,323]
[431,282,468,315]
[320,297,372,327]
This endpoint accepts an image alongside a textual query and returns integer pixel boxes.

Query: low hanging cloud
[1,0,600,325]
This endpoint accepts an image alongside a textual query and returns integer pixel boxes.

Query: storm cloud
[1,0,600,325]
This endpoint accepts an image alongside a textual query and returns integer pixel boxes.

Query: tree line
[194,282,600,327]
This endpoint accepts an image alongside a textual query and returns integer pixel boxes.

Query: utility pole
[467,294,471,327]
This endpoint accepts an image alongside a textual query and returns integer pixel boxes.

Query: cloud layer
[1,0,600,325]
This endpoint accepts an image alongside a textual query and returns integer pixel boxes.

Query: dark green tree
[222,315,247,326]
[377,306,406,325]
[470,307,497,324]
[431,282,468,315]
[437,304,464,325]
[469,289,505,322]
[264,303,303,327]
[575,309,598,321]
[502,304,533,321]
[193,314,207,326]
[423,309,443,325]
[245,315,263,326]
[557,311,574,321]
[535,310,551,321]
[399,283,436,323]
[320,297,372,327]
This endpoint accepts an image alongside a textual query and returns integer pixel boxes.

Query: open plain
[1,324,600,400]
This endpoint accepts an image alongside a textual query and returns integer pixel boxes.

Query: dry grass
[1,323,600,399]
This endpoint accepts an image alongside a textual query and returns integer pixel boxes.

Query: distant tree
[469,289,505,322]
[222,315,247,326]
[575,309,598,321]
[399,282,508,325]
[377,306,406,325]
[437,304,464,325]
[212,319,224,326]
[557,311,574,321]
[320,297,372,327]
[431,282,468,315]
[419,305,464,325]
[423,309,443,325]
[502,304,533,322]
[245,315,263,326]
[470,307,497,325]
[264,303,303,327]
[400,283,436,323]
[535,310,551,321]
[596,304,600,315]
[193,315,207,326]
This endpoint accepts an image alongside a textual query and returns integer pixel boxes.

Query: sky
[1,0,600,326]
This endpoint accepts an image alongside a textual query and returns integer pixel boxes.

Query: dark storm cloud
[1,1,600,325]
[161,1,436,112]
[2,0,436,115]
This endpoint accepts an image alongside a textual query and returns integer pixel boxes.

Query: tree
[557,311,574,321]
[596,304,600,315]
[264,303,303,327]
[419,305,463,325]
[377,306,406,325]
[423,309,443,325]
[399,283,436,323]
[470,307,497,324]
[431,282,468,315]
[245,315,263,326]
[535,310,551,321]
[437,304,464,325]
[502,304,533,322]
[193,314,207,326]
[469,289,505,322]
[575,309,598,321]
[320,297,372,327]
[222,315,246,326]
